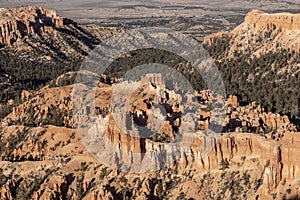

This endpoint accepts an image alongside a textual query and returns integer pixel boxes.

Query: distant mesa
[245,9,300,30]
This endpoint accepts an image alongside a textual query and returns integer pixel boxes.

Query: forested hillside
[203,10,300,128]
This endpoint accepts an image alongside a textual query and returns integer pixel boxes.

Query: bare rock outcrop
[0,80,300,199]
[204,10,300,57]
[245,10,300,30]
[0,6,70,46]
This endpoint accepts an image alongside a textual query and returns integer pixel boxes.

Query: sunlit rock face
[0,6,69,46]
[245,10,300,30]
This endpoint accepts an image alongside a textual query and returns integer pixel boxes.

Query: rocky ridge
[245,10,300,30]
[0,6,122,119]
[204,10,300,57]
[0,6,66,46]
[203,10,300,122]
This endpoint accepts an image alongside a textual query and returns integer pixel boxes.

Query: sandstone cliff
[204,10,300,57]
[203,9,300,124]
[0,6,67,46]
[0,6,122,120]
[245,10,300,30]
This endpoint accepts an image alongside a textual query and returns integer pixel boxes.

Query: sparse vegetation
[219,158,230,170]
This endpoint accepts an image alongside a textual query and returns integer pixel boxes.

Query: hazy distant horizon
[1,0,300,23]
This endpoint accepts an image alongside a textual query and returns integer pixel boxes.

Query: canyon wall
[245,10,300,30]
[104,115,300,197]
[0,6,70,46]
[204,9,300,58]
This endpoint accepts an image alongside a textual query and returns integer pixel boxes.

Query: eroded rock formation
[204,10,300,56]
[245,10,300,30]
[0,6,69,46]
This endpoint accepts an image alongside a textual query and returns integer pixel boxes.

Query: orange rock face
[204,9,300,57]
[0,6,68,46]
[246,10,300,30]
